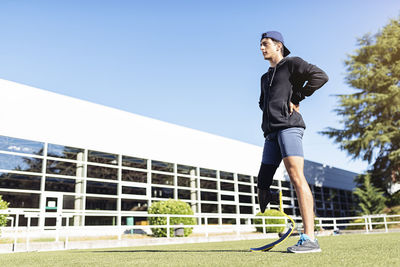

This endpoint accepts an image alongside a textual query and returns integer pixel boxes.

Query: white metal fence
[1,209,399,252]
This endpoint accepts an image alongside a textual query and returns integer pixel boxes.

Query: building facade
[0,79,358,227]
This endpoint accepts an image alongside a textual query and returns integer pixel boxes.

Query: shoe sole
[287,248,322,253]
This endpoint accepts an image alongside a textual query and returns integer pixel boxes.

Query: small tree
[148,199,196,237]
[353,174,386,215]
[0,196,10,228]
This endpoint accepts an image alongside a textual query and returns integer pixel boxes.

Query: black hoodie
[259,56,329,136]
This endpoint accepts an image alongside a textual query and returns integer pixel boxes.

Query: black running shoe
[257,189,279,213]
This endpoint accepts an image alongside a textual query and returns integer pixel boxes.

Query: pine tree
[353,174,386,215]
[321,17,400,191]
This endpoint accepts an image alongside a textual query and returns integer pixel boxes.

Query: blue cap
[261,31,290,57]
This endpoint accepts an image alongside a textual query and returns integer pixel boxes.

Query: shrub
[148,199,196,237]
[0,196,10,228]
[254,209,285,233]
[346,218,367,230]
[314,219,322,231]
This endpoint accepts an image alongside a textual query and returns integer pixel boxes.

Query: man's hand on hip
[290,102,300,114]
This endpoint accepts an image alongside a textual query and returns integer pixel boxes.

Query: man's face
[260,38,281,60]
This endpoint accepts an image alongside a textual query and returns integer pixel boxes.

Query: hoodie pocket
[281,102,289,119]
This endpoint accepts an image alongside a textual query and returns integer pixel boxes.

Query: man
[257,31,328,253]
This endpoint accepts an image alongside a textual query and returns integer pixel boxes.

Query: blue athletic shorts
[261,127,304,166]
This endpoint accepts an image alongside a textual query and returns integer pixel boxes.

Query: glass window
[284,208,294,215]
[283,200,292,205]
[201,191,218,201]
[85,216,117,226]
[223,218,236,224]
[45,177,76,192]
[86,181,117,195]
[220,182,234,191]
[86,197,117,210]
[47,144,84,160]
[122,186,146,195]
[315,201,324,209]
[314,192,323,201]
[178,189,191,200]
[151,160,174,172]
[253,176,258,184]
[238,174,251,183]
[88,150,118,165]
[281,180,291,188]
[46,160,77,176]
[178,176,195,188]
[122,156,147,169]
[200,179,217,190]
[220,171,234,181]
[177,164,197,175]
[0,135,44,155]
[0,153,42,173]
[121,199,148,211]
[122,170,147,183]
[221,204,236,214]
[282,189,291,197]
[87,165,118,180]
[201,204,218,213]
[200,168,217,178]
[0,172,41,190]
[239,195,252,203]
[272,180,278,186]
[239,206,253,214]
[152,173,174,185]
[151,186,174,198]
[0,191,40,208]
[238,184,251,193]
[313,186,322,194]
[221,194,235,201]
[62,195,77,209]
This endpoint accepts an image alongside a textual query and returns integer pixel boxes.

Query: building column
[74,151,84,226]
[190,169,197,213]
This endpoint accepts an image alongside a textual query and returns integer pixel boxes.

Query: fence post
[364,217,369,234]
[369,216,373,231]
[55,214,60,242]
[166,215,170,238]
[205,216,208,238]
[333,218,337,232]
[236,217,240,236]
[14,214,19,252]
[383,215,388,233]
[262,217,266,235]
[65,215,70,249]
[26,217,31,251]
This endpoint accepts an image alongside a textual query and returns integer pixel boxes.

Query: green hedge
[254,209,285,233]
[148,199,196,237]
[0,196,9,228]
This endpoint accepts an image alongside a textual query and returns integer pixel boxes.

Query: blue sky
[1,0,399,173]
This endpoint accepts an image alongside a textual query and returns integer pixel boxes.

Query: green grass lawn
[1,232,400,267]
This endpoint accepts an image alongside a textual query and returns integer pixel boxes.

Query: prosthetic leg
[250,191,296,252]
[257,163,279,213]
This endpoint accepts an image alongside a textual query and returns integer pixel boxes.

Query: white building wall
[0,79,263,176]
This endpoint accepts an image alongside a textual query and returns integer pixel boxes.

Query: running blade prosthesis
[250,191,296,252]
